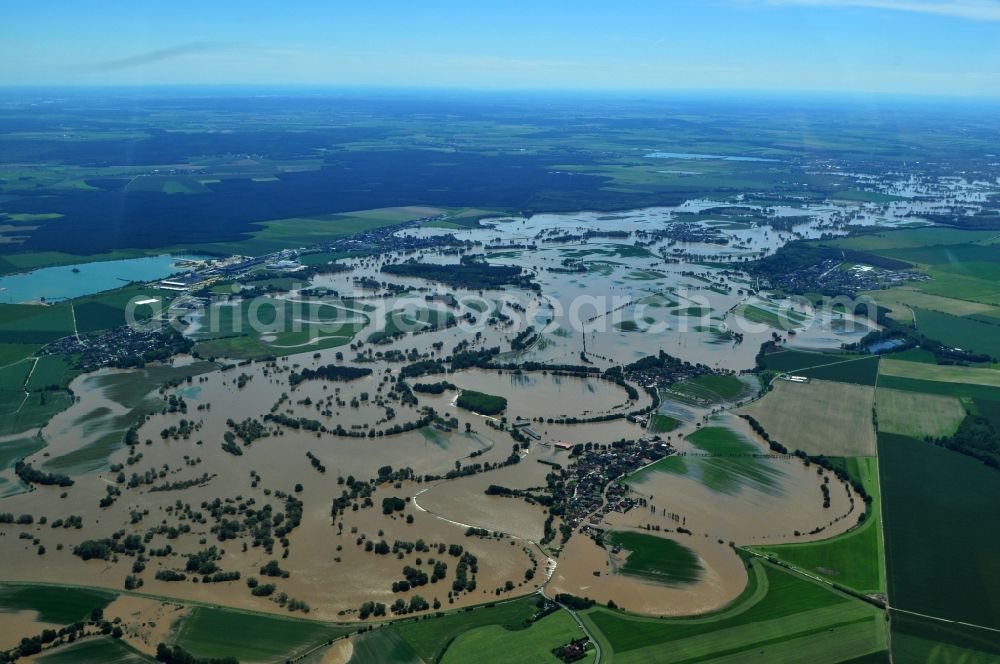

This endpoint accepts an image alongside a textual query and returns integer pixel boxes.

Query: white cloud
[758,0,1000,20]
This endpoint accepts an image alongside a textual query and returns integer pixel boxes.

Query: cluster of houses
[557,437,672,533]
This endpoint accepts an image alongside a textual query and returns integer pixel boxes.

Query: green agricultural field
[883,347,935,364]
[0,584,116,624]
[879,359,1000,387]
[878,433,1000,630]
[869,287,999,319]
[684,374,748,400]
[757,348,861,373]
[193,334,274,360]
[199,206,446,255]
[649,414,681,433]
[920,269,1000,307]
[124,174,211,194]
[831,190,904,204]
[912,307,1000,358]
[822,228,1000,252]
[605,531,703,586]
[824,229,1000,306]
[173,606,350,661]
[875,388,965,439]
[441,609,591,664]
[668,374,749,405]
[0,343,41,367]
[581,558,887,664]
[72,285,174,335]
[35,637,153,664]
[346,628,421,664]
[25,355,75,391]
[0,303,75,344]
[394,596,541,663]
[889,610,1000,663]
[796,356,880,386]
[973,398,1000,431]
[752,457,884,595]
[737,304,806,329]
[877,375,1000,401]
[0,390,73,436]
[0,357,32,391]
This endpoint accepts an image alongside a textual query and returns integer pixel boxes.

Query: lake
[0,254,202,303]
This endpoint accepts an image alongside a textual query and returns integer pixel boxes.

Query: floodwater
[0,196,922,625]
[547,526,748,616]
[0,254,202,303]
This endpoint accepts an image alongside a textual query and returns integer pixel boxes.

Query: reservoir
[0,254,202,303]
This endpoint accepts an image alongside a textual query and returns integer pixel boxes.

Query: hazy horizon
[2,0,999,96]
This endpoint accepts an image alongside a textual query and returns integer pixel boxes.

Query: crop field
[0,390,73,436]
[737,303,806,329]
[738,379,877,456]
[684,374,748,400]
[441,609,591,664]
[973,398,1000,430]
[757,349,860,373]
[581,558,887,664]
[0,357,32,391]
[823,228,1000,252]
[72,286,176,334]
[394,595,540,663]
[345,629,421,664]
[35,637,152,664]
[0,584,116,624]
[889,611,1000,663]
[875,387,965,439]
[879,359,1000,387]
[668,374,750,405]
[606,531,703,586]
[173,606,350,661]
[869,287,1000,319]
[0,304,75,344]
[795,356,880,386]
[24,355,75,391]
[192,334,274,360]
[0,343,41,366]
[198,206,450,255]
[823,230,1000,306]
[649,414,681,433]
[920,269,1000,306]
[878,433,1000,630]
[752,457,884,594]
[913,307,1000,358]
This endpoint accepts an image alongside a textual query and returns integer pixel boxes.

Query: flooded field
[548,526,749,616]
[1,201,892,631]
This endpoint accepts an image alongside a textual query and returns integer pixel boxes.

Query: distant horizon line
[0,83,999,103]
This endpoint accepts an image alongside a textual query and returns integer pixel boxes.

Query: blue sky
[1,0,998,96]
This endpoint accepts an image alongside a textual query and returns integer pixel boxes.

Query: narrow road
[70,302,81,340]
[557,603,602,664]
